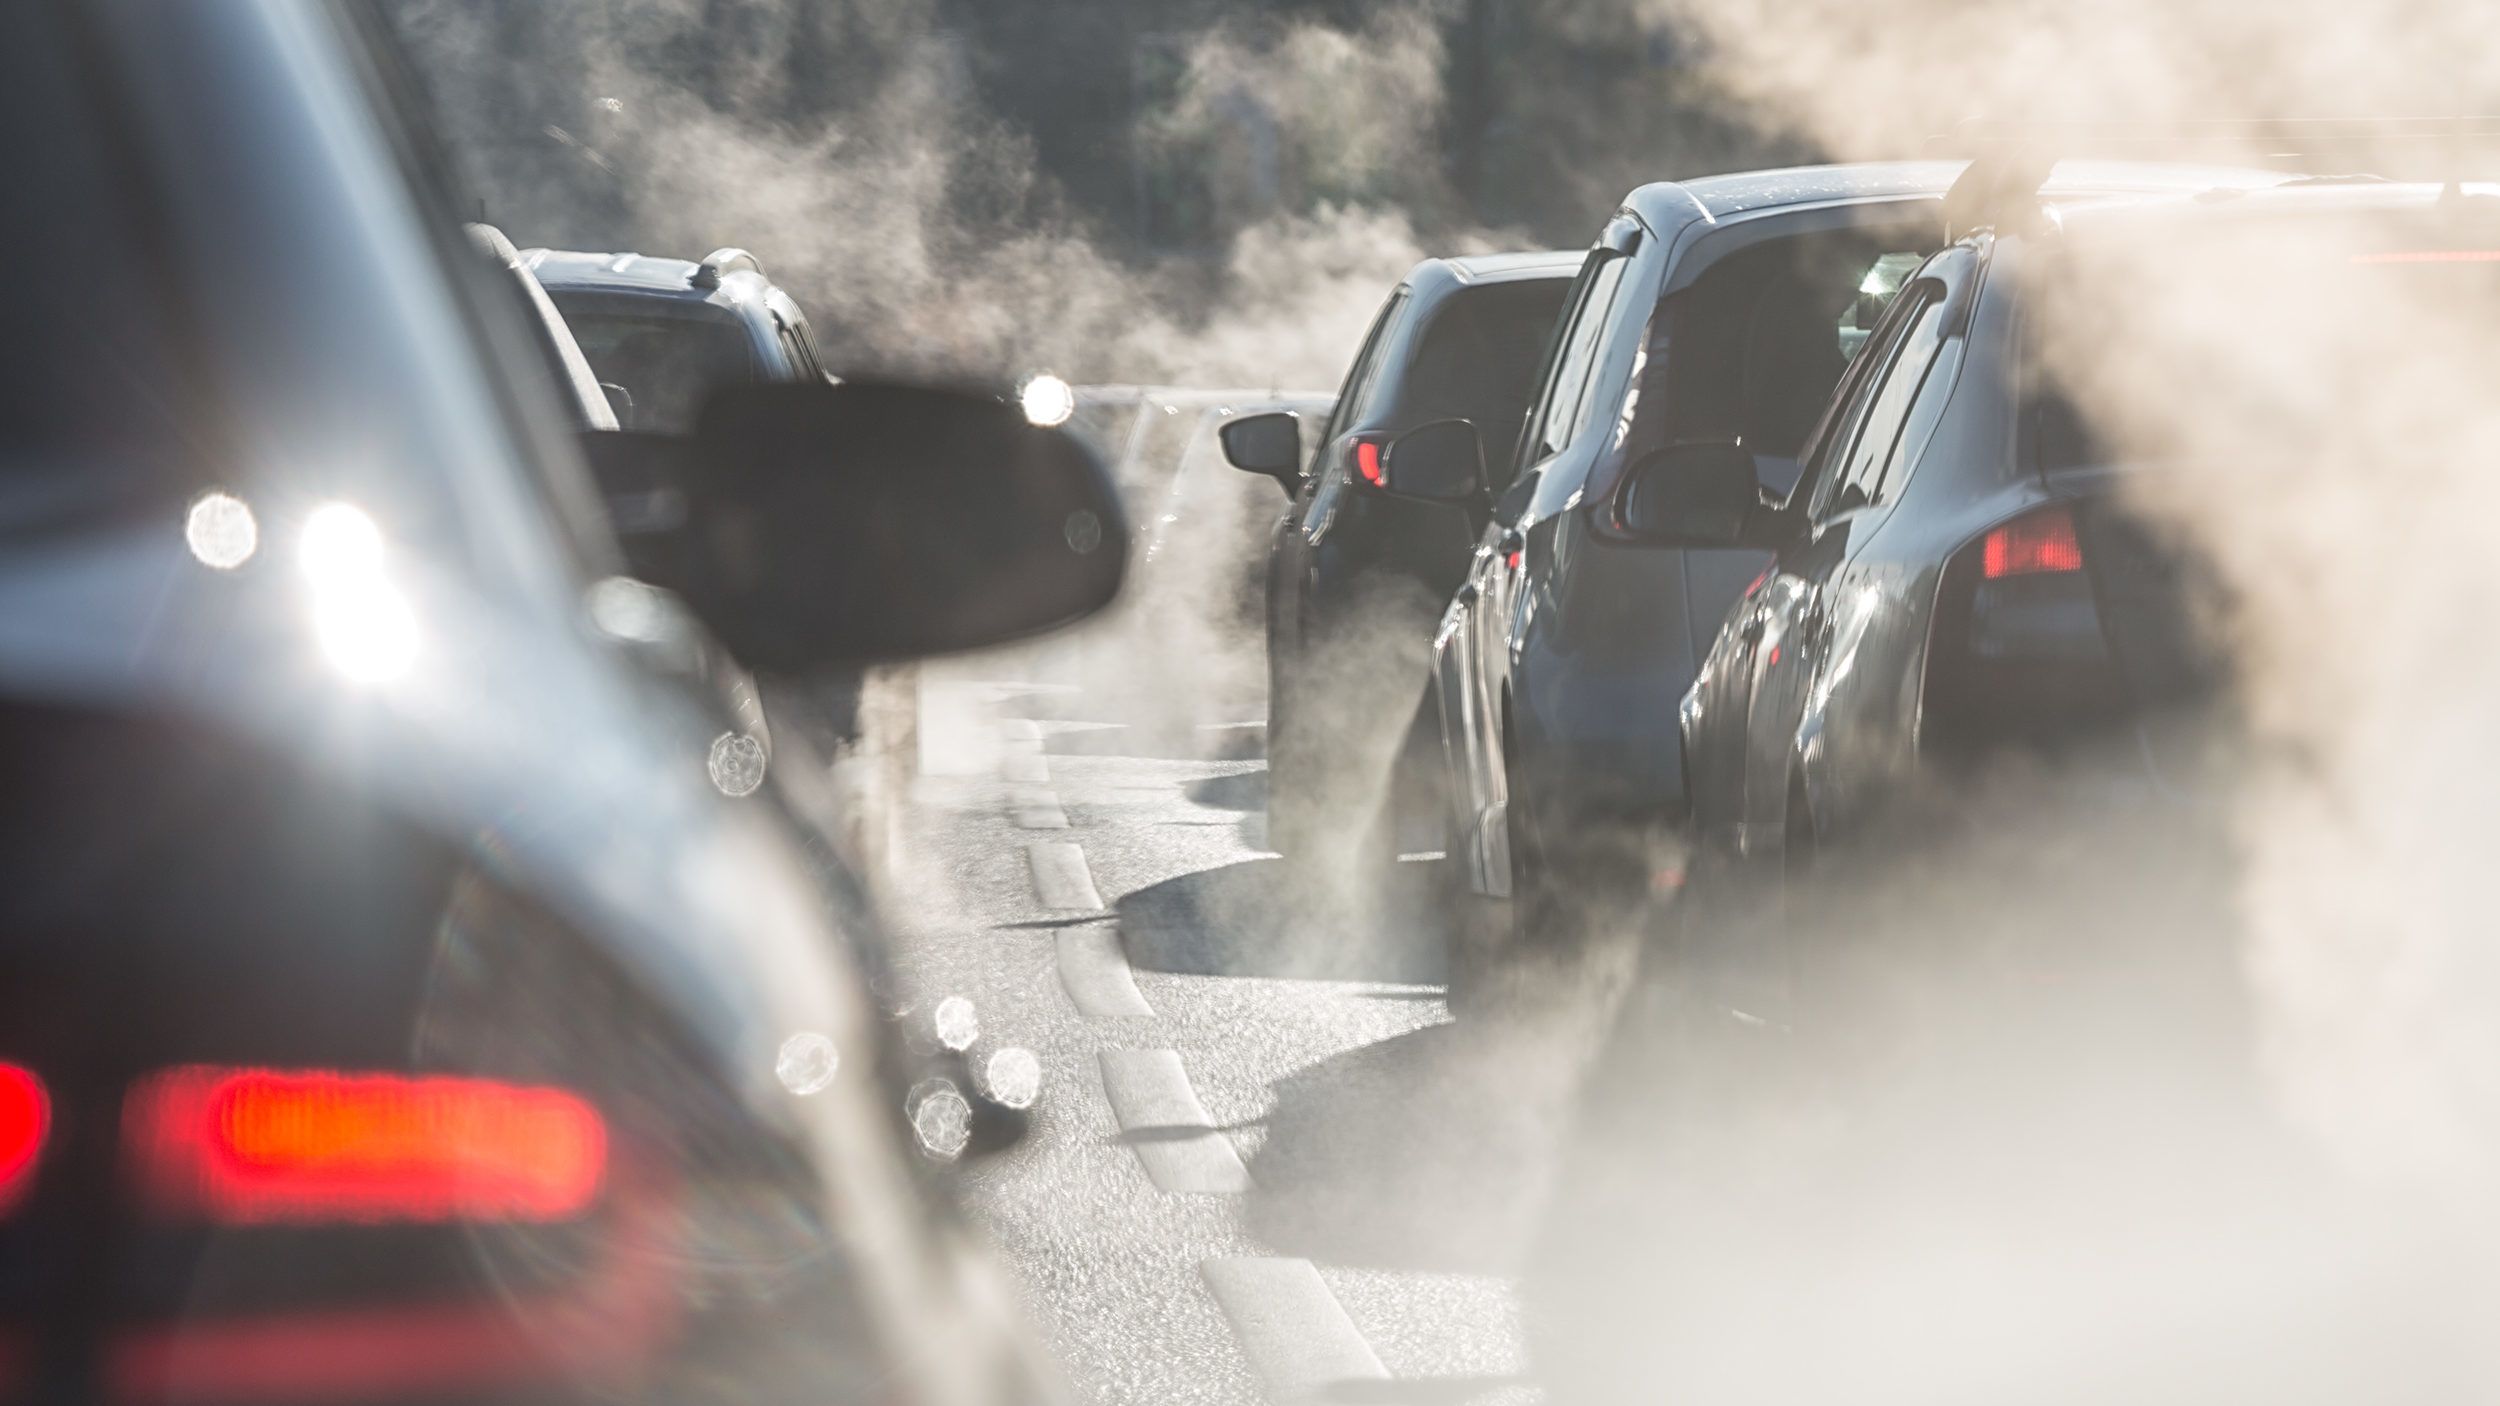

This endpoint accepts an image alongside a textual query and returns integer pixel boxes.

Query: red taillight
[1981,506,2084,579]
[128,1068,605,1224]
[0,1065,47,1210]
[1355,439,1385,487]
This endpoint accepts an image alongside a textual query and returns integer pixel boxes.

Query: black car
[1410,161,2283,962]
[524,246,834,433]
[1666,151,2500,1023]
[0,2,1119,1401]
[1221,253,1577,859]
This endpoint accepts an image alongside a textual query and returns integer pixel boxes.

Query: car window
[1813,282,1947,519]
[1643,226,1941,470]
[1519,252,1630,473]
[1398,277,1573,484]
[1792,285,1924,515]
[563,309,758,434]
[1320,289,1408,453]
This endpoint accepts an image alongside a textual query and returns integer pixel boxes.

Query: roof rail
[1933,117,2500,239]
[690,247,762,289]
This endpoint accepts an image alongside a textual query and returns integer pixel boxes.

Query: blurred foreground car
[1670,136,2489,1023]
[0,2,1121,1402]
[1220,252,1577,859]
[1424,160,2283,984]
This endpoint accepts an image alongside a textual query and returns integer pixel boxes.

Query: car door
[1446,241,1633,891]
[1734,272,1958,858]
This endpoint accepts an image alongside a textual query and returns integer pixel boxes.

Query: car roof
[1441,249,1586,282]
[521,247,773,310]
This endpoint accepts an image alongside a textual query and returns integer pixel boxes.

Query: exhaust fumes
[392,0,2500,1399]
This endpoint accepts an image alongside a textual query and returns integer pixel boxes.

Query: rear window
[1398,279,1573,469]
[559,307,757,435]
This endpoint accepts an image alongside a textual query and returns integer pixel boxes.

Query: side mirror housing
[1614,443,1762,547]
[1219,411,1302,490]
[1379,419,1485,504]
[581,380,1127,671]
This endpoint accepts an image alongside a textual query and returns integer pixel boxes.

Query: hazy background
[389,0,1795,386]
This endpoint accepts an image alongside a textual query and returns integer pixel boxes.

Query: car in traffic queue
[1401,160,2289,981]
[472,222,776,770]
[1220,253,1578,860]
[522,244,888,748]
[0,2,1123,1401]
[1664,137,2500,1027]
[524,245,835,432]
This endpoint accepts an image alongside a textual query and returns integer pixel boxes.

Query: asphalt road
[883,634,1604,1406]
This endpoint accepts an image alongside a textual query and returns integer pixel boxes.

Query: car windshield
[561,308,757,433]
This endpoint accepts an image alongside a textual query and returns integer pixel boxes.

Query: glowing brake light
[1355,439,1386,487]
[0,1065,47,1210]
[1981,506,2084,579]
[128,1068,606,1224]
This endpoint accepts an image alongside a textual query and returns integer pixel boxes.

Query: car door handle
[1454,582,1479,607]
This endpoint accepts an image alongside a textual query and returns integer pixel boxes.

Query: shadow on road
[1239,923,1642,1276]
[1182,770,1265,812]
[1116,856,1451,983]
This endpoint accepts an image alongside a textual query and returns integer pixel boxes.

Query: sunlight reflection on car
[299,502,418,684]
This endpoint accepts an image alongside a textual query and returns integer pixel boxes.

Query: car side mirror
[1614,442,1762,546]
[1219,411,1302,491]
[1379,419,1485,504]
[579,380,1127,671]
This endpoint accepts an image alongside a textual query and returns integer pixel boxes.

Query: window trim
[1816,281,1950,519]
[1515,249,1630,477]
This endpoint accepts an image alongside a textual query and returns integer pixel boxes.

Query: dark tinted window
[562,309,757,434]
[1398,278,1573,480]
[1653,225,1940,465]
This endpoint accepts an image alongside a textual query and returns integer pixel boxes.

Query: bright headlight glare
[1020,373,1075,428]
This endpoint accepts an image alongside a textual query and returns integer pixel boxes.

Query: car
[523,244,834,433]
[1219,252,1579,860]
[0,2,1122,1401]
[468,224,622,432]
[473,222,777,769]
[1667,141,2493,1026]
[1414,160,2288,974]
[524,244,883,745]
